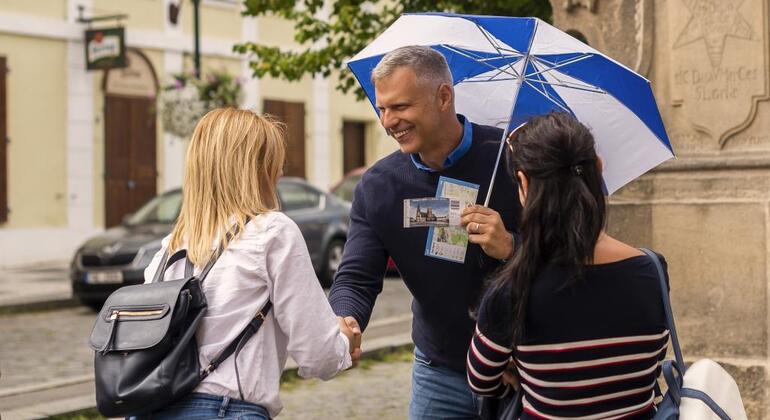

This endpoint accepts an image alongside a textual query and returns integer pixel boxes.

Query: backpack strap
[200,299,273,399]
[640,248,685,372]
[150,219,250,284]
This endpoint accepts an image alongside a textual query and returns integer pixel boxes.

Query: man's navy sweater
[329,123,521,373]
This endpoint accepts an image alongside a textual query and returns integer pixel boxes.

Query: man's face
[374,66,444,155]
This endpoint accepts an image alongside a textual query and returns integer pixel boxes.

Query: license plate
[86,271,123,284]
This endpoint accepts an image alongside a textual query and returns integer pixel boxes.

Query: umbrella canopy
[347,12,674,196]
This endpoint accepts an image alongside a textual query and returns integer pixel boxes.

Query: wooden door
[343,121,366,174]
[104,95,157,227]
[0,56,7,223]
[263,99,306,178]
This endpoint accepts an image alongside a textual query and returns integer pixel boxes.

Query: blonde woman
[139,108,357,419]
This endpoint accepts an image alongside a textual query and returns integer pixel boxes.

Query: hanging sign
[85,27,126,70]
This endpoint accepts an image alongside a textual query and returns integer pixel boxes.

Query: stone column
[550,0,770,417]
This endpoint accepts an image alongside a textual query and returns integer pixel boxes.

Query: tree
[234,0,552,100]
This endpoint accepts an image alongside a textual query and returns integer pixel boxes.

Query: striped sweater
[468,254,670,419]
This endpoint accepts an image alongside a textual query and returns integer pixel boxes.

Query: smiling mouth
[391,128,412,140]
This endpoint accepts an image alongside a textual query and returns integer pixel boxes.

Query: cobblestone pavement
[0,262,71,307]
[280,358,413,419]
[0,277,410,392]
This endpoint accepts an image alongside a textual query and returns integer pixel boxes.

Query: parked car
[331,167,399,274]
[71,178,349,310]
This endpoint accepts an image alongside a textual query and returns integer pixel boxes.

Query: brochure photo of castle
[406,198,451,227]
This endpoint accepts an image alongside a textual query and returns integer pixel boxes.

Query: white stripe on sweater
[517,330,669,352]
[470,339,510,367]
[520,382,655,406]
[522,392,655,420]
[516,342,667,371]
[517,359,661,388]
[475,326,513,353]
[467,354,506,382]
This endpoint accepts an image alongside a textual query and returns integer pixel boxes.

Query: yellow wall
[0,0,66,19]
[257,15,298,47]
[329,71,396,182]
[182,2,243,40]
[92,0,164,31]
[0,34,67,227]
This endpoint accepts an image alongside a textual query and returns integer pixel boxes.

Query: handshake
[337,316,363,366]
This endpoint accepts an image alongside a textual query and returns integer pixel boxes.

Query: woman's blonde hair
[168,107,286,265]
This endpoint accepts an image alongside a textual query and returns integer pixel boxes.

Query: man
[329,45,520,419]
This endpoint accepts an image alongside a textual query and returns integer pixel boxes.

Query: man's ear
[437,83,453,111]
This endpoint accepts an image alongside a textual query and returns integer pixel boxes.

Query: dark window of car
[279,182,321,211]
[331,174,362,203]
[126,191,183,225]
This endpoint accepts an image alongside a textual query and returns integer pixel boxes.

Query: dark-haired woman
[466,113,669,419]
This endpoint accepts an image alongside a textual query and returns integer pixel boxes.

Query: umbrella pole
[482,59,528,207]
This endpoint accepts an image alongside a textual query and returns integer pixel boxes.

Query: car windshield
[126,191,183,225]
[331,174,362,202]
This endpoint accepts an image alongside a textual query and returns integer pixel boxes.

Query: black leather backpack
[88,223,271,417]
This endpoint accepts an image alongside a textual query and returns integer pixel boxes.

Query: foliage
[235,0,552,99]
[159,71,243,138]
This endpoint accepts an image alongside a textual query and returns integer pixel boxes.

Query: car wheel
[320,238,345,288]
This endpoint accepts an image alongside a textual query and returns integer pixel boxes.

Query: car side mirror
[121,213,133,226]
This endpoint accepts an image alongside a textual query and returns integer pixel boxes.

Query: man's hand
[338,316,362,367]
[461,205,513,260]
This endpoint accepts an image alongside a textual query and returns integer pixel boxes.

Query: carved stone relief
[668,0,769,146]
[550,0,654,76]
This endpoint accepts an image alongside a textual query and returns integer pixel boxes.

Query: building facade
[0,0,394,266]
[550,0,770,417]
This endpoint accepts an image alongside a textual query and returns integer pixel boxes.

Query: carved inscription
[668,0,768,147]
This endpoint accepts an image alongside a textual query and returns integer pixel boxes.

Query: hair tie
[571,164,584,176]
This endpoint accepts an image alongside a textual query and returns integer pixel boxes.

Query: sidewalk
[0,315,413,419]
[0,260,74,312]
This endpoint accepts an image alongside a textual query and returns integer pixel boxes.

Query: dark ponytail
[492,112,606,347]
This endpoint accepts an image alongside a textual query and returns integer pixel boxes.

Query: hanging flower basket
[159,71,242,138]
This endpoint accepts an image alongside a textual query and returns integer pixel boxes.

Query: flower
[158,70,243,138]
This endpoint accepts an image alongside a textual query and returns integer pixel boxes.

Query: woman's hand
[501,360,519,389]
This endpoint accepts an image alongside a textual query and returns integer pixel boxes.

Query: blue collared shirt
[410,115,472,172]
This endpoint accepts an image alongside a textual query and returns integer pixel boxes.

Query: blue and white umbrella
[348,12,674,201]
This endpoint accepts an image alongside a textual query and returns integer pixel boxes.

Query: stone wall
[550,0,770,418]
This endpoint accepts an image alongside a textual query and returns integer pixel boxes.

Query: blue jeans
[128,392,270,420]
[409,347,479,420]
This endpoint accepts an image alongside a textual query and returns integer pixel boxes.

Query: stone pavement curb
[0,315,413,420]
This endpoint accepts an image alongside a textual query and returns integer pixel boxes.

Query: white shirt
[145,212,352,417]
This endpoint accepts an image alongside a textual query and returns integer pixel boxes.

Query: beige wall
[0,34,67,228]
[551,0,770,417]
[329,71,395,183]
[93,0,164,31]
[0,0,66,20]
[181,2,243,40]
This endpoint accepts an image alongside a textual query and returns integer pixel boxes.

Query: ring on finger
[473,222,480,234]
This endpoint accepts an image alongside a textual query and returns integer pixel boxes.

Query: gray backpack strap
[640,248,685,371]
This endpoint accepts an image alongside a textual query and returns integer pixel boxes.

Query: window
[278,182,321,211]
[263,99,306,178]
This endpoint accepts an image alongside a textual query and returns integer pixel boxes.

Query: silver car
[71,178,349,310]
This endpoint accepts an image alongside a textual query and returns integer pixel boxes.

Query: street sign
[85,27,126,70]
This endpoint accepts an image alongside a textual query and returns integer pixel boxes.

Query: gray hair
[371,45,453,88]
